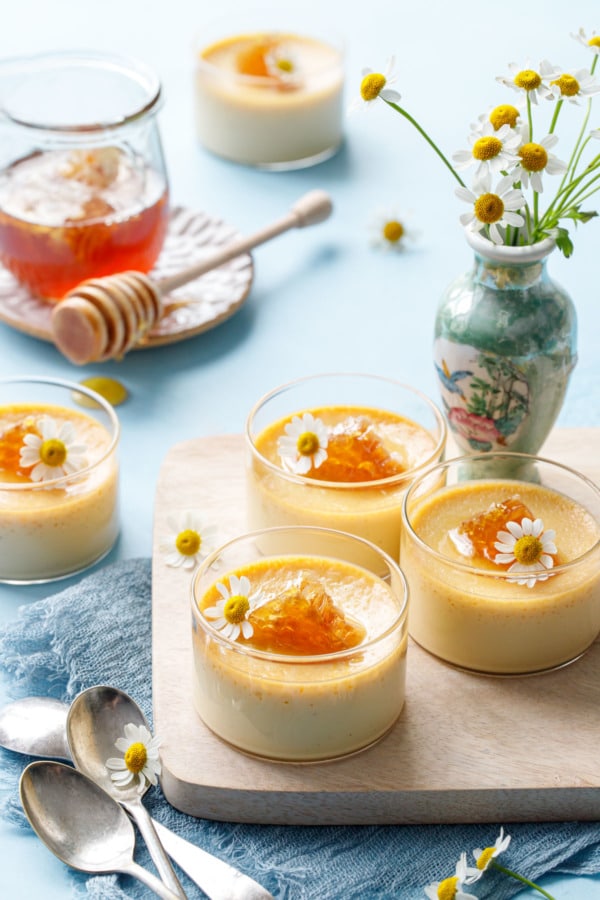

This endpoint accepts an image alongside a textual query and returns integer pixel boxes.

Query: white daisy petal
[105,722,162,793]
[17,415,88,482]
[493,515,557,587]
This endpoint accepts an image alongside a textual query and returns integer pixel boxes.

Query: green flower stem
[382,99,466,188]
[491,861,557,900]
[537,162,600,232]
[526,94,534,139]
[548,98,562,135]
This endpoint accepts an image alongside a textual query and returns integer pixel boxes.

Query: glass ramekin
[401,452,600,675]
[0,375,120,583]
[194,12,344,169]
[191,526,409,762]
[245,373,447,562]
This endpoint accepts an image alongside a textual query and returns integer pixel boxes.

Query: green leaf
[562,208,598,224]
[554,227,574,258]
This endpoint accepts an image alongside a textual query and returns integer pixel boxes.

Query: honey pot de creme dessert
[401,455,600,675]
[0,377,119,583]
[191,527,408,762]
[246,375,446,561]
[194,27,344,167]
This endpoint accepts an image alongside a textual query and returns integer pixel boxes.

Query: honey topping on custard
[249,578,366,655]
[236,40,274,77]
[0,419,37,479]
[309,418,405,483]
[449,496,560,566]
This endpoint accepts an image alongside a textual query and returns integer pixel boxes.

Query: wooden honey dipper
[50,189,333,365]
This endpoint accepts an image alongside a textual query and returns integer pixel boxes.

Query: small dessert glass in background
[0,51,170,300]
[401,452,600,676]
[194,13,344,169]
[0,375,120,584]
[245,373,447,561]
[191,526,409,762]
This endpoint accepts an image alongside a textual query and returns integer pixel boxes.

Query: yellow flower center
[437,875,459,900]
[474,192,505,224]
[383,220,404,242]
[124,741,147,774]
[519,142,548,172]
[276,58,294,73]
[360,72,386,101]
[551,74,580,97]
[472,135,503,161]
[477,847,495,870]
[39,438,67,467]
[489,104,520,129]
[297,431,320,456]
[224,595,250,624]
[175,528,201,556]
[514,69,542,91]
[588,36,600,48]
[513,534,544,565]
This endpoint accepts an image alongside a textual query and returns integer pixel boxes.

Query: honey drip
[236,40,275,77]
[249,578,366,655]
[0,420,38,480]
[308,418,405,483]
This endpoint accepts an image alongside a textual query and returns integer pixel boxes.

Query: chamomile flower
[203,574,265,641]
[350,57,401,111]
[549,68,600,104]
[496,59,559,104]
[265,43,300,84]
[19,415,88,483]
[105,723,161,794]
[456,173,526,245]
[513,128,567,193]
[424,853,478,899]
[278,412,329,474]
[452,122,521,178]
[572,27,600,55]
[161,511,217,570]
[494,516,557,587]
[475,103,522,132]
[465,828,512,884]
[369,208,417,252]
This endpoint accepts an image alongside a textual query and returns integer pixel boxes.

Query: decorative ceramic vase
[433,231,577,455]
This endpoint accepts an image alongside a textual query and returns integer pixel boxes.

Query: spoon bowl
[19,760,180,899]
[67,685,186,898]
[0,695,275,900]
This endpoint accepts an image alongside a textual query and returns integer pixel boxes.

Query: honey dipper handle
[156,189,333,295]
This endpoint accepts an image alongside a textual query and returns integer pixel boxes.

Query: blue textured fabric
[1,557,600,899]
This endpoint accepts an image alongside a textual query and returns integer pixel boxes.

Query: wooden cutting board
[152,429,600,824]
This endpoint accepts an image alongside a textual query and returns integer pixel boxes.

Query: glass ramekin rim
[401,450,600,578]
[193,14,345,85]
[244,371,447,490]
[0,49,163,133]
[0,374,120,491]
[190,523,409,663]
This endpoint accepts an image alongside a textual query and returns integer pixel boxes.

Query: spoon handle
[152,819,275,900]
[125,860,184,900]
[123,797,187,899]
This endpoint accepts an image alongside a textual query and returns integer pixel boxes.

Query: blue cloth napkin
[1,557,600,899]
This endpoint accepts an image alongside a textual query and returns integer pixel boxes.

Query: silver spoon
[20,760,181,900]
[0,695,274,900]
[66,686,186,898]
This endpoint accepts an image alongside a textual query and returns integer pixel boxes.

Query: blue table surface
[1,0,599,897]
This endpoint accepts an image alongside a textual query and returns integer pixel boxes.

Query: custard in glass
[246,375,446,561]
[402,455,600,674]
[0,378,119,583]
[191,527,408,762]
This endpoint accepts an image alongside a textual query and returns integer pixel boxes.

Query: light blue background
[0,0,599,896]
